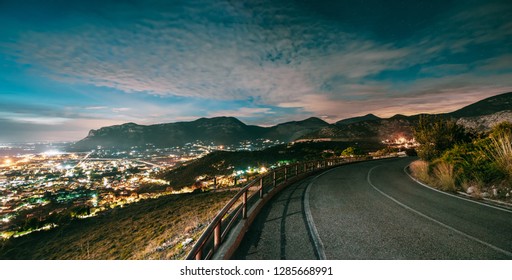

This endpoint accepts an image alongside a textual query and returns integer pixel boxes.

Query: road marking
[368,165,512,258]
[403,164,512,214]
[303,168,340,260]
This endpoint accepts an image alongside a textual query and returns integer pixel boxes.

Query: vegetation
[341,146,364,157]
[158,141,382,191]
[411,118,512,201]
[0,190,236,259]
[413,115,468,161]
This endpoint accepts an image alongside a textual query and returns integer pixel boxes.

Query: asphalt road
[233,157,512,259]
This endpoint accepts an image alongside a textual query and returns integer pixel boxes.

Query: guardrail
[186,157,364,260]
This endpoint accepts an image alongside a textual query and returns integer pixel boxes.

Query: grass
[409,160,430,184]
[410,160,457,192]
[0,190,237,260]
[487,133,512,179]
[432,162,456,192]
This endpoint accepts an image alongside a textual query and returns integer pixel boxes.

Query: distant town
[0,138,286,238]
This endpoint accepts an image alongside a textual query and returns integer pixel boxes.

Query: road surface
[233,157,512,259]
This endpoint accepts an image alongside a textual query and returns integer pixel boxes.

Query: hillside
[72,116,329,151]
[152,140,384,192]
[336,113,381,125]
[0,191,237,260]
[449,92,512,118]
[301,93,512,141]
[72,92,512,150]
[302,115,420,141]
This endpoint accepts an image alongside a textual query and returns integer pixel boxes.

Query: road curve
[233,157,512,259]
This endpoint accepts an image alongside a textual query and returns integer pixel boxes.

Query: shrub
[409,160,430,184]
[432,161,456,192]
[486,132,512,180]
[413,115,468,161]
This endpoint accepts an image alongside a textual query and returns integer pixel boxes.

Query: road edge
[303,168,340,260]
[403,163,512,213]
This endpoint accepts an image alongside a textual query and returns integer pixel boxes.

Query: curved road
[233,157,512,259]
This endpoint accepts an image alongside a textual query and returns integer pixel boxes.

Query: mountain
[448,92,512,118]
[72,116,329,150]
[300,92,512,142]
[302,115,419,142]
[73,92,512,150]
[336,114,381,125]
[265,117,329,142]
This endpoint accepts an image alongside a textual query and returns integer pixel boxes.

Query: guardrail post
[242,190,247,219]
[284,167,288,181]
[273,171,276,188]
[214,223,221,251]
[295,164,298,176]
[259,177,263,198]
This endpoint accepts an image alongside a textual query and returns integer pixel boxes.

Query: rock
[492,188,498,197]
[467,186,476,194]
[482,192,490,198]
[182,238,194,247]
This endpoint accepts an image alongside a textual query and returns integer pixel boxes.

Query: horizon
[0,89,507,145]
[1,0,512,143]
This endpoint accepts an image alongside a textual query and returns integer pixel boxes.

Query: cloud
[3,0,416,104]
[112,107,131,113]
[279,72,512,121]
[0,112,69,125]
[208,107,274,118]
[85,106,108,110]
[1,0,511,139]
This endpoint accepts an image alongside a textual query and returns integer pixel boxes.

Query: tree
[413,115,468,161]
[341,146,363,157]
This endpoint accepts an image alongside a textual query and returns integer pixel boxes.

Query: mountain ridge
[73,92,512,150]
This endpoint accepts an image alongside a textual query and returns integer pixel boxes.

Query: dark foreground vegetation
[411,116,512,202]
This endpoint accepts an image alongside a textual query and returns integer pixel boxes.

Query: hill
[155,140,384,192]
[448,92,512,118]
[0,191,237,260]
[72,92,512,150]
[336,113,381,125]
[300,93,512,141]
[72,117,329,151]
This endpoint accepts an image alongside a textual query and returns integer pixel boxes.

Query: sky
[1,0,512,143]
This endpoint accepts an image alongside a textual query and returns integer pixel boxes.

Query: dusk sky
[1,0,512,143]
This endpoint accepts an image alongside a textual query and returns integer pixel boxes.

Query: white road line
[368,165,512,258]
[403,164,512,214]
[303,168,340,260]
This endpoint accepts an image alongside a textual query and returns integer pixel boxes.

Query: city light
[0,139,284,239]
[43,150,63,156]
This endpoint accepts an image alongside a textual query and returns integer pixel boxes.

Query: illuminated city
[0,138,283,238]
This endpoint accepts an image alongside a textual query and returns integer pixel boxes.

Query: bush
[432,161,456,192]
[409,160,430,184]
[486,132,512,180]
[413,115,468,161]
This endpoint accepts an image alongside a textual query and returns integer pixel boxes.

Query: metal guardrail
[186,157,363,260]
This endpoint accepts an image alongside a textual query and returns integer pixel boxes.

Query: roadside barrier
[186,157,365,260]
